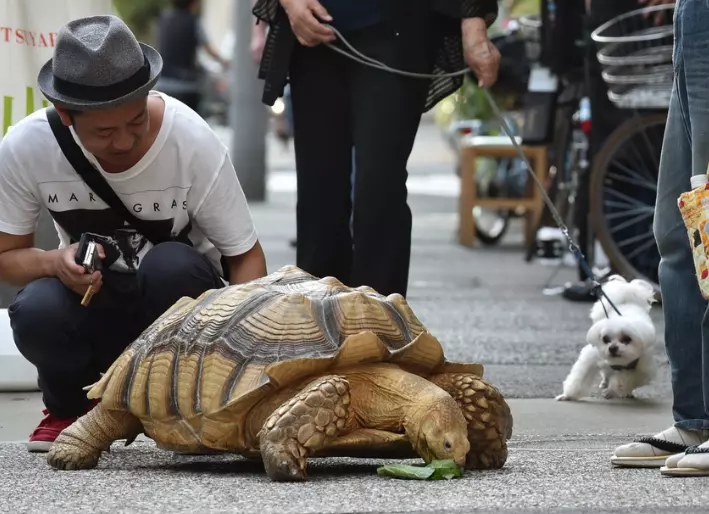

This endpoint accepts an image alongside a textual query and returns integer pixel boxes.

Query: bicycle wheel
[474,158,517,245]
[589,112,666,291]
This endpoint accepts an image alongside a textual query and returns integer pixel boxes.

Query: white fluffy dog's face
[587,317,650,365]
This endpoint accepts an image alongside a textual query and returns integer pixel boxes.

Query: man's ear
[53,106,75,127]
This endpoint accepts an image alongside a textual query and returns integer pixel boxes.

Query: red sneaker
[26,401,99,453]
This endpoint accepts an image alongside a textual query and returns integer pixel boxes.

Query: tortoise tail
[83,351,133,399]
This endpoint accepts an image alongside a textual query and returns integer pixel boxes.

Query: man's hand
[52,243,105,297]
[280,0,336,47]
[462,17,501,89]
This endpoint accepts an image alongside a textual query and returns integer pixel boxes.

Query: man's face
[62,97,150,167]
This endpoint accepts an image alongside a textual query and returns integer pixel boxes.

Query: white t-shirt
[0,91,258,276]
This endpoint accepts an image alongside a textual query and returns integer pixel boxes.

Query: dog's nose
[609,344,619,356]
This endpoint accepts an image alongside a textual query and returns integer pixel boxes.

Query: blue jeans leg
[654,0,709,430]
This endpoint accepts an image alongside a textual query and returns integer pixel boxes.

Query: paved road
[0,396,685,514]
[1,122,691,513]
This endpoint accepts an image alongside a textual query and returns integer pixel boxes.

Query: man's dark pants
[8,242,224,418]
[288,17,438,298]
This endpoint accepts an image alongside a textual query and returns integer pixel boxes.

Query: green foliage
[508,0,541,17]
[452,75,517,124]
[112,0,169,40]
[376,459,464,480]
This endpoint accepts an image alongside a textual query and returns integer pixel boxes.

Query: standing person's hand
[637,0,675,24]
[52,243,105,297]
[280,0,336,47]
[461,18,501,89]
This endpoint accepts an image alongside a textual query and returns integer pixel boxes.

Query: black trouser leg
[289,43,354,285]
[9,277,142,418]
[348,21,436,297]
[137,241,224,324]
[9,242,224,418]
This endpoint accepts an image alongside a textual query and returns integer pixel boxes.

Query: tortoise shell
[87,265,483,447]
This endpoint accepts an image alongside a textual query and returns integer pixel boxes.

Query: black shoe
[561,280,598,303]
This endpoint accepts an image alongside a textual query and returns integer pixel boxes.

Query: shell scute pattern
[91,266,427,422]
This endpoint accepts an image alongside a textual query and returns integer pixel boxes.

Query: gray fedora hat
[37,15,163,110]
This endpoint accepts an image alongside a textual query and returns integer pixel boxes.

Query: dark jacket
[252,0,499,113]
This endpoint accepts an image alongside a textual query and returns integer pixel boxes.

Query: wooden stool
[458,135,549,249]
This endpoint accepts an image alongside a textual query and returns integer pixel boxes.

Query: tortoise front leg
[47,403,143,470]
[259,375,352,481]
[428,373,512,470]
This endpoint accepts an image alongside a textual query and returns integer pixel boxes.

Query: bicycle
[523,4,672,293]
[445,116,529,245]
[520,13,597,290]
[587,4,673,292]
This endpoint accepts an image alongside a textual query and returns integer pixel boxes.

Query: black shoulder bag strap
[46,107,167,246]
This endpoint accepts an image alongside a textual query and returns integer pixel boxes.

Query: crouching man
[0,15,267,452]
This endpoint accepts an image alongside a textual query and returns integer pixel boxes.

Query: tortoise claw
[47,439,100,471]
[261,442,307,482]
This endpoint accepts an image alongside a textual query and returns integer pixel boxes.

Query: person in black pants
[253,0,501,297]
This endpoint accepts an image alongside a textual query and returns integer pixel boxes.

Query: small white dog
[556,275,657,401]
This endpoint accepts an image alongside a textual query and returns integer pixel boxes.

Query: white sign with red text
[0,0,114,141]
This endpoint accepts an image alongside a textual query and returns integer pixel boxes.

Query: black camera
[75,232,104,274]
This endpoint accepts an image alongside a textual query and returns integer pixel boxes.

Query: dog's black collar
[610,358,640,371]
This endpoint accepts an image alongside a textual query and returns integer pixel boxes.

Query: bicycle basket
[591,4,675,110]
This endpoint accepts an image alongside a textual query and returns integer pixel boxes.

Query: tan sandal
[661,445,709,476]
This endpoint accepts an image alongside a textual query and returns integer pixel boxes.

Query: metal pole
[229,0,268,202]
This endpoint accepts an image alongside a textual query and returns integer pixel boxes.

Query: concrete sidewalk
[0,124,692,513]
[0,392,684,514]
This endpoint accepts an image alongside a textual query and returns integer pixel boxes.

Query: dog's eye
[620,335,632,344]
[444,440,452,450]
[602,336,611,344]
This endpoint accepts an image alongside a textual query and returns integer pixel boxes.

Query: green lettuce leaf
[428,459,463,480]
[376,459,463,480]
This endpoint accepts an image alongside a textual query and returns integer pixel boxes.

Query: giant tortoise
[46,265,513,481]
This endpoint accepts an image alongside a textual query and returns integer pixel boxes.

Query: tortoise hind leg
[47,403,143,470]
[259,375,352,482]
[428,373,512,470]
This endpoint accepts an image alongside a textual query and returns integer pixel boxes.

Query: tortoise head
[410,397,470,468]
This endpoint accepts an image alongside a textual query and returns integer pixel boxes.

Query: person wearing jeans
[611,0,709,474]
